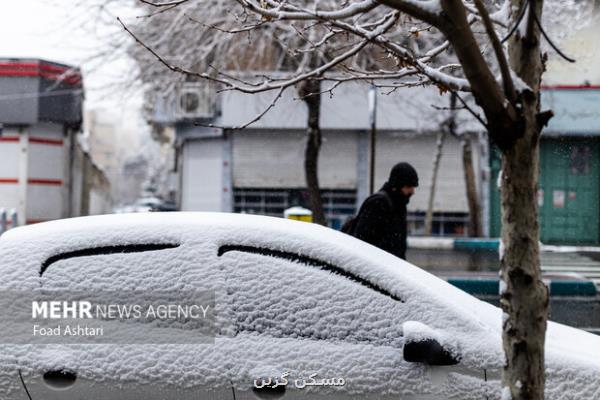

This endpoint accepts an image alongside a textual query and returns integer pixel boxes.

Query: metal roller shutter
[232,129,358,189]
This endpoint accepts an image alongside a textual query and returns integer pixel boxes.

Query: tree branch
[501,0,528,43]
[531,6,576,63]
[137,0,188,7]
[436,0,516,141]
[235,0,380,21]
[198,87,286,130]
[473,0,517,104]
[117,17,233,87]
[375,0,444,26]
[326,16,471,91]
[119,15,374,94]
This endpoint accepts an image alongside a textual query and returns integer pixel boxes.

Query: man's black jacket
[353,188,409,260]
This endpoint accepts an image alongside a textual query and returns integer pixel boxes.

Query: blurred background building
[0,58,111,226]
[147,13,600,244]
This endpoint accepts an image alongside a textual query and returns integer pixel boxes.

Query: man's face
[400,186,416,197]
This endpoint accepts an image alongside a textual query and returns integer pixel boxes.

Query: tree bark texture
[499,129,547,400]
[461,136,481,237]
[500,1,549,399]
[424,131,445,235]
[298,79,327,226]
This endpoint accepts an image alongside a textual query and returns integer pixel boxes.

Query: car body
[0,212,599,400]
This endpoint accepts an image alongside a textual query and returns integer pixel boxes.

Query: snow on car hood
[0,212,599,399]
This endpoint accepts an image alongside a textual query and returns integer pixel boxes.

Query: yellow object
[283,206,313,223]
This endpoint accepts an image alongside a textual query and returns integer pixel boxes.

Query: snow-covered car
[0,213,598,400]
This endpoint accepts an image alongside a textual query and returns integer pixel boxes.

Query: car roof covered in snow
[0,212,498,325]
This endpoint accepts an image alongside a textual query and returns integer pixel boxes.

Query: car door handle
[43,370,77,390]
[252,384,286,399]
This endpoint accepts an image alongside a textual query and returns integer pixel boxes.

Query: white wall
[545,14,600,86]
[0,124,67,224]
[220,84,481,133]
[181,138,224,211]
[26,124,65,222]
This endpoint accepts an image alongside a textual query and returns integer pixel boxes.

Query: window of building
[233,187,356,229]
[407,211,469,237]
[234,188,468,236]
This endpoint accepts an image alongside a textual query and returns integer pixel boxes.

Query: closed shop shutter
[181,139,224,211]
[232,130,358,189]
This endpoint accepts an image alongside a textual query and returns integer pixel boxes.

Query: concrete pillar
[17,128,28,226]
[221,131,233,212]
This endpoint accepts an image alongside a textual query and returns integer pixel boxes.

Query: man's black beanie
[388,162,419,188]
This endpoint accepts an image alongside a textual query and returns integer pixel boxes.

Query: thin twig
[138,0,188,7]
[117,17,232,87]
[431,104,468,111]
[474,0,516,103]
[531,5,576,63]
[121,14,373,94]
[500,1,528,43]
[136,3,181,18]
[196,87,286,130]
[453,91,488,129]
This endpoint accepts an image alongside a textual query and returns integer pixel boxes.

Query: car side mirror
[402,321,461,366]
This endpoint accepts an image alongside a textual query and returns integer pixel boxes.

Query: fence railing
[0,208,17,235]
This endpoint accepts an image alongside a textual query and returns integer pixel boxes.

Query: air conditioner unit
[175,82,216,119]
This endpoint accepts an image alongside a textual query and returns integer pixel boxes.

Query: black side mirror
[403,338,461,366]
[402,321,461,366]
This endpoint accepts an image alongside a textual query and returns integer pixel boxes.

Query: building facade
[0,58,110,226]
[165,83,486,235]
[489,11,600,244]
[489,88,600,244]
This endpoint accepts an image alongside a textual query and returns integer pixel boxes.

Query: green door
[489,139,599,244]
[489,147,502,238]
[539,139,599,244]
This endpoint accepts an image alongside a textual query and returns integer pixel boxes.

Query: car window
[39,244,196,291]
[220,246,408,347]
[218,244,403,302]
[40,243,180,276]
[38,242,229,339]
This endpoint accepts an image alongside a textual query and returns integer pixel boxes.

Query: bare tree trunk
[500,128,547,400]
[500,1,549,399]
[461,135,481,237]
[298,79,326,226]
[424,131,445,235]
[438,92,482,238]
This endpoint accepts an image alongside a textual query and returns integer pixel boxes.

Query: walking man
[347,162,418,260]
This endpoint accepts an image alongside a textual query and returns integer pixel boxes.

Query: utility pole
[368,85,377,195]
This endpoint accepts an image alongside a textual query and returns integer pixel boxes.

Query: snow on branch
[323,15,470,91]
[234,0,380,21]
[125,0,514,130]
[473,0,516,104]
[377,0,444,25]
[120,7,408,94]
[138,0,188,6]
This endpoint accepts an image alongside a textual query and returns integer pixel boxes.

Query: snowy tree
[123,0,439,225]
[122,0,593,398]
